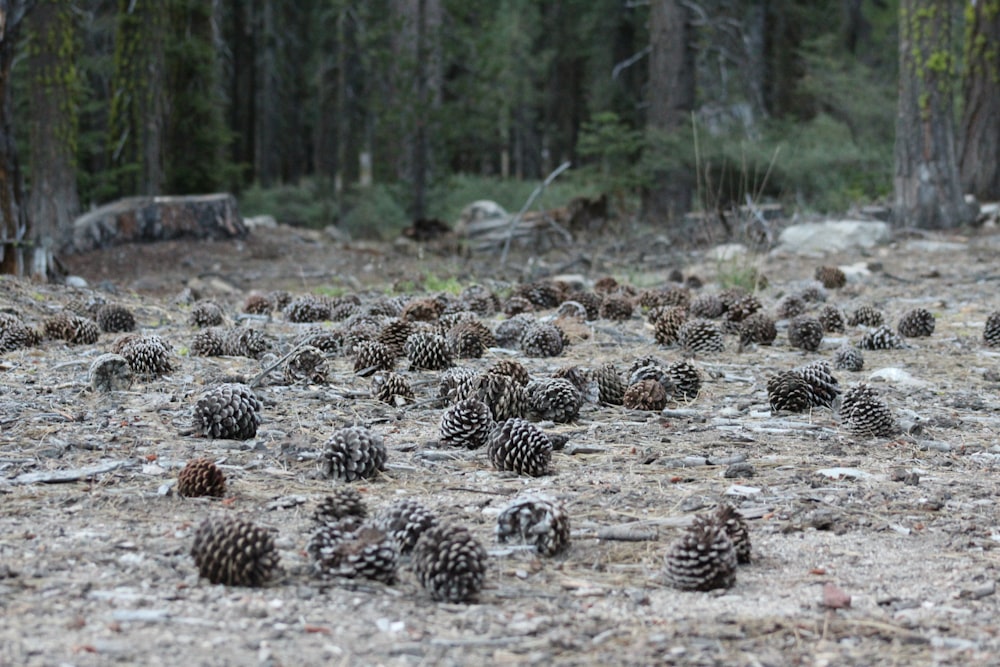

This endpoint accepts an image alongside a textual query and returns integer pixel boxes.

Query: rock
[244,215,277,229]
[456,200,508,236]
[822,582,852,609]
[773,220,891,256]
[868,367,928,388]
[64,275,89,288]
[89,354,133,392]
[706,243,748,262]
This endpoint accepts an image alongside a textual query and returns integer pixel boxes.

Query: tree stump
[68,193,247,253]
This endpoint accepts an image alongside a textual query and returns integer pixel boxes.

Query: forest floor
[2,222,1000,666]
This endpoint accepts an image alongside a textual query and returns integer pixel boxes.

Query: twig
[500,161,572,267]
[596,526,658,542]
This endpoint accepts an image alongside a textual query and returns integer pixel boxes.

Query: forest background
[1,0,998,275]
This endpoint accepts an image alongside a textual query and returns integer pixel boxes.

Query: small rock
[822,582,852,609]
[723,462,755,478]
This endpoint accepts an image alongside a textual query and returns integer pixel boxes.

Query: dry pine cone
[413,524,487,603]
[496,494,570,557]
[191,516,278,587]
[177,458,227,498]
[487,418,552,476]
[193,383,262,440]
[319,426,387,481]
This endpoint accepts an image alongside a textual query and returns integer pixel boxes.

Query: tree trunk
[959,0,1000,200]
[27,0,79,276]
[0,0,35,276]
[894,0,973,228]
[642,0,696,225]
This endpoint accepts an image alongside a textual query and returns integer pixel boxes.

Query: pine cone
[467,372,528,421]
[897,308,935,338]
[413,524,488,602]
[44,313,100,345]
[677,319,725,355]
[306,523,398,583]
[689,294,725,319]
[797,283,828,303]
[592,276,619,294]
[189,300,225,328]
[486,359,531,386]
[283,345,328,384]
[525,378,582,423]
[555,300,588,321]
[552,365,596,401]
[177,458,227,498]
[327,295,361,321]
[440,398,494,448]
[401,297,444,322]
[446,320,493,358]
[459,284,500,317]
[0,313,39,351]
[374,499,439,553]
[377,319,416,357]
[342,314,382,350]
[623,378,668,411]
[738,312,777,348]
[114,334,174,377]
[313,488,367,524]
[436,367,480,406]
[284,296,331,323]
[792,359,841,408]
[319,426,387,481]
[222,327,270,359]
[787,315,824,351]
[565,290,602,320]
[191,328,226,356]
[242,293,272,315]
[64,295,104,317]
[815,265,847,289]
[667,360,702,400]
[96,304,136,333]
[190,516,278,587]
[496,494,570,557]
[193,383,262,440]
[405,332,453,370]
[502,295,534,317]
[848,304,884,327]
[354,340,396,376]
[268,290,293,311]
[599,294,634,321]
[370,296,408,318]
[817,304,847,333]
[775,295,806,319]
[857,325,905,350]
[494,314,535,348]
[627,364,675,397]
[653,307,689,346]
[663,519,737,592]
[590,363,624,405]
[372,372,415,405]
[487,418,552,476]
[840,382,897,437]
[713,504,751,565]
[724,294,762,326]
[767,372,813,413]
[833,344,864,371]
[520,323,564,357]
[984,311,1000,347]
[306,329,345,354]
[516,281,563,309]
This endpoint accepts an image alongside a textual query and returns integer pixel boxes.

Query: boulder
[773,220,891,256]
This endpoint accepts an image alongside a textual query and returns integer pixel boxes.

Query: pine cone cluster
[815,265,847,289]
[44,313,100,345]
[307,524,398,583]
[897,308,935,338]
[374,499,439,553]
[372,372,415,405]
[525,378,582,423]
[496,494,570,557]
[840,382,897,437]
[833,344,864,371]
[405,332,453,370]
[114,334,174,377]
[319,426,387,481]
[189,300,225,328]
[96,304,136,333]
[678,319,725,355]
[440,398,494,448]
[193,383,262,440]
[413,524,487,603]
[985,311,1000,347]
[857,325,905,350]
[177,458,227,498]
[663,517,737,592]
[191,516,278,587]
[787,315,824,351]
[284,296,331,323]
[487,418,552,476]
[354,340,396,376]
[520,323,564,357]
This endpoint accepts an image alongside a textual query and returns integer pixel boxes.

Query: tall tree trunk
[26,0,79,277]
[894,0,972,228]
[255,0,278,186]
[642,0,695,225]
[0,0,35,276]
[959,0,1000,200]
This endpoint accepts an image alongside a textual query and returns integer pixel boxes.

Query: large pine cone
[520,323,564,357]
[222,327,270,359]
[495,494,570,557]
[319,426,387,481]
[487,418,552,476]
[190,328,226,356]
[284,296,331,323]
[525,378,582,423]
[377,319,416,357]
[44,313,100,345]
[677,319,725,355]
[0,313,40,352]
[189,300,225,328]
[283,345,328,384]
[190,516,278,587]
[460,372,528,421]
[897,308,935,338]
[404,332,453,370]
[663,519,736,592]
[96,304,136,333]
[623,378,668,411]
[688,294,725,319]
[667,360,702,400]
[193,383,262,440]
[440,398,494,449]
[413,524,488,603]
[114,334,174,377]
[817,304,847,333]
[739,312,777,348]
[177,458,227,498]
[767,372,813,413]
[591,363,624,405]
[485,359,531,386]
[653,306,689,346]
[354,340,396,376]
[840,382,897,437]
[787,315,824,352]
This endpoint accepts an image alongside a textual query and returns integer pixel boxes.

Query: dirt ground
[2,223,1000,666]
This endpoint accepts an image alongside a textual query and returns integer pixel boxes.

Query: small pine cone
[897,308,935,338]
[623,378,668,411]
[115,334,174,377]
[283,345,328,384]
[724,294,762,325]
[666,360,702,400]
[269,290,293,311]
[413,524,487,603]
[375,499,439,554]
[436,367,480,406]
[222,326,270,359]
[792,359,841,408]
[372,372,415,405]
[653,307,689,346]
[566,291,602,320]
[470,372,529,421]
[0,314,39,351]
[64,295,104,317]
[552,365,595,399]
[833,344,864,371]
[797,283,828,303]
[815,265,847,289]
[189,300,225,328]
[599,294,634,321]
[767,372,813,413]
[487,418,553,476]
[556,300,588,321]
[525,378,582,423]
[984,311,1000,347]
[190,516,278,587]
[848,304,884,327]
[840,382,897,437]
[45,313,100,344]
[377,319,416,357]
[242,293,272,315]
[284,296,331,323]
[775,295,806,320]
[857,325,905,350]
[404,332,453,370]
[592,276,619,294]
[663,519,737,592]
[313,488,367,524]
[306,522,398,583]
[713,504,751,565]
[190,328,226,356]
[517,281,562,309]
[446,320,494,358]
[787,315,824,351]
[177,458,227,498]
[194,383,262,440]
[401,297,444,322]
[460,284,500,316]
[591,363,624,405]
[96,304,136,333]
[689,294,725,319]
[658,285,692,309]
[342,314,383,350]
[486,359,531,386]
[677,319,725,355]
[627,364,675,397]
[327,295,362,321]
[738,312,777,348]
[817,304,847,333]
[354,340,396,376]
[370,295,408,318]
[718,287,748,311]
[494,314,535,348]
[440,398,494,448]
[319,426,387,482]
[303,328,345,354]
[520,323,564,357]
[496,494,570,557]
[502,295,534,317]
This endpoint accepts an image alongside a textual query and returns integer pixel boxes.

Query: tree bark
[894,0,973,229]
[642,0,696,225]
[959,0,1000,200]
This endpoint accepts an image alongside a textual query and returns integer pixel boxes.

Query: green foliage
[239,180,337,228]
[423,273,463,294]
[341,185,410,240]
[428,174,601,225]
[576,112,647,198]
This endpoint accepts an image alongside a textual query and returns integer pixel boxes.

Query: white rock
[868,367,928,387]
[774,220,891,256]
[244,214,277,229]
[65,275,89,288]
[706,243,748,261]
